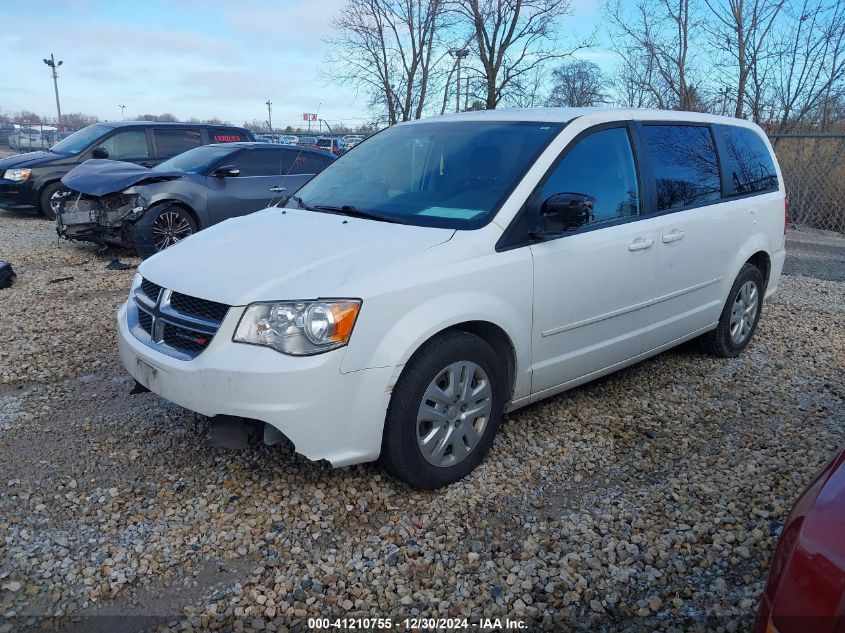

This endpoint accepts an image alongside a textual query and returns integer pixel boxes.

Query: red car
[755,445,845,633]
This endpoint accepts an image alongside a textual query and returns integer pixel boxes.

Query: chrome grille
[140,279,162,302]
[137,309,153,334]
[170,292,229,322]
[128,277,230,360]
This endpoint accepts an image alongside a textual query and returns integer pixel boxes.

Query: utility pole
[450,49,469,113]
[265,100,273,135]
[42,54,63,130]
[465,76,469,110]
[118,104,126,120]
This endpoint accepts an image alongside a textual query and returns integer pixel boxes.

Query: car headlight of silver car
[2,168,31,182]
[233,300,361,355]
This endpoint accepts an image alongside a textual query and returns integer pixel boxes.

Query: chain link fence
[0,120,85,152]
[770,133,845,235]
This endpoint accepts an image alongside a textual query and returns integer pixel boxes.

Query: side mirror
[213,165,240,178]
[532,192,596,237]
[92,146,109,159]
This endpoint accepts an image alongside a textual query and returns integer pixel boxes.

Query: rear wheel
[133,203,197,257]
[39,181,70,221]
[379,331,506,489]
[700,263,765,357]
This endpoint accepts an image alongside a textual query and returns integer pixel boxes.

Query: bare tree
[771,0,845,132]
[605,0,699,110]
[547,60,609,107]
[456,0,587,109]
[327,0,448,124]
[62,113,99,129]
[701,0,785,119]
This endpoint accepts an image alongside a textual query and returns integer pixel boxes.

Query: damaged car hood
[61,159,183,196]
[138,207,455,306]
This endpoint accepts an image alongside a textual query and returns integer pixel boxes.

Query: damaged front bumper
[56,191,144,247]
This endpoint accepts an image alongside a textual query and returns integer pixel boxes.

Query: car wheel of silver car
[39,181,70,221]
[380,330,506,489]
[133,203,198,258]
[700,263,765,357]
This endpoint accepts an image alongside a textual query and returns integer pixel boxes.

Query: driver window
[98,129,150,160]
[540,127,639,226]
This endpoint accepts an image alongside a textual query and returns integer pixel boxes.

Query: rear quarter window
[642,124,722,211]
[153,128,203,158]
[718,125,778,195]
[210,129,248,143]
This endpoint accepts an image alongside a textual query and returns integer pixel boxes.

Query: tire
[39,181,70,221]
[132,203,197,258]
[700,263,765,357]
[379,331,506,489]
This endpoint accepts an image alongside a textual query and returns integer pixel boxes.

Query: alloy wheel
[152,211,193,251]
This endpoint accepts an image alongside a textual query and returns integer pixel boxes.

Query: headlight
[3,168,31,182]
[233,299,361,355]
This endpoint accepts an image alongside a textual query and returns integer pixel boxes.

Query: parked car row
[250,133,368,155]
[0,121,254,219]
[56,141,335,255]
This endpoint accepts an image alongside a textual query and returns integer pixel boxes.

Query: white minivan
[117,108,786,488]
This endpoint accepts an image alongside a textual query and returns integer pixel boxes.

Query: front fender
[340,247,534,401]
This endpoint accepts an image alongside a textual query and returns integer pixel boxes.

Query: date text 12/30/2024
[307,617,528,630]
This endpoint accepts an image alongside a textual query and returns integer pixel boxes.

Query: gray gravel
[0,210,843,632]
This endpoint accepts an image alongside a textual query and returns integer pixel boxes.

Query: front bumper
[116,301,394,467]
[0,180,38,211]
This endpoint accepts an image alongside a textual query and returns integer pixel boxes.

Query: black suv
[0,121,254,219]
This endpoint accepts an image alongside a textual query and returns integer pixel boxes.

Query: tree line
[326,0,845,132]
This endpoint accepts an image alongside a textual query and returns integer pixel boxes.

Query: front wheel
[39,181,70,221]
[379,331,506,489]
[133,203,197,257]
[700,263,765,357]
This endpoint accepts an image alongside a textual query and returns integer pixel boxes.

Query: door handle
[627,238,654,251]
[269,186,287,193]
[661,230,685,243]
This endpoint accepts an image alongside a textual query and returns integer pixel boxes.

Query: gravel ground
[0,210,843,633]
[784,228,845,282]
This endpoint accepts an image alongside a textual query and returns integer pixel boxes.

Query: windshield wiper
[313,204,407,224]
[290,195,316,211]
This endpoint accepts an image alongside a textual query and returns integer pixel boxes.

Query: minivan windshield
[290,120,563,229]
[154,145,239,174]
[50,124,110,155]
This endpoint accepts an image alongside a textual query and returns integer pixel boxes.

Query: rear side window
[642,125,721,211]
[98,129,150,160]
[230,150,286,177]
[539,127,640,226]
[286,151,333,175]
[153,128,203,158]
[719,126,778,195]
[210,129,248,143]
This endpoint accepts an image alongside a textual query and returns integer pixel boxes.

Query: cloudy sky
[0,0,605,127]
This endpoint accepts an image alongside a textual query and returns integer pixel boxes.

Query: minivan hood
[61,159,183,196]
[139,208,455,306]
[0,151,61,170]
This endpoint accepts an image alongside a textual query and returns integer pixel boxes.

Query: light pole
[450,49,469,113]
[265,100,273,135]
[118,104,126,120]
[42,54,63,130]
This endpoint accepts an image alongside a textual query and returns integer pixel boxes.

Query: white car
[117,108,786,488]
[9,126,44,151]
